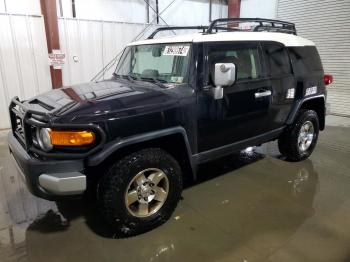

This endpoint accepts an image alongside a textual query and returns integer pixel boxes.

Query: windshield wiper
[114,73,168,88]
[113,73,137,83]
[126,74,137,82]
[113,73,121,78]
[140,77,168,88]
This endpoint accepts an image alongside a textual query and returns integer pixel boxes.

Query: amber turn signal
[49,130,95,146]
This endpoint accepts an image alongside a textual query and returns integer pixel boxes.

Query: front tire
[278,110,319,161]
[98,148,182,237]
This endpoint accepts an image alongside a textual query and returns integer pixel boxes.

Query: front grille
[9,97,106,158]
[14,115,25,143]
[10,103,28,148]
[9,97,54,152]
[9,98,33,150]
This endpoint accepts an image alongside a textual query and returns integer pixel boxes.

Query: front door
[197,42,276,152]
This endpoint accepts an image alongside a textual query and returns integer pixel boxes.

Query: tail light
[324,74,333,85]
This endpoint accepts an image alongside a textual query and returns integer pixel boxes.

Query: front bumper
[8,132,86,200]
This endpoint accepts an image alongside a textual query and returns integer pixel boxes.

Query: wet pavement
[1,116,350,262]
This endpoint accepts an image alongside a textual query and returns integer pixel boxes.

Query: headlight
[36,128,53,152]
[49,130,95,146]
[35,128,96,151]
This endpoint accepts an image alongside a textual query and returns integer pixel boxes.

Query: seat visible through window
[208,46,261,85]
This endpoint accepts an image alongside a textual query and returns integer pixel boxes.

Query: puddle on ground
[0,125,350,261]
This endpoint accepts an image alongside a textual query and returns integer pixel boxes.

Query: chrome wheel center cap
[137,182,155,203]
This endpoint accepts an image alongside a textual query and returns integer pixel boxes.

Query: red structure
[40,0,63,89]
[228,0,241,18]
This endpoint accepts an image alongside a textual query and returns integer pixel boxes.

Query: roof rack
[147,26,208,39]
[147,25,255,39]
[146,18,296,40]
[207,18,297,35]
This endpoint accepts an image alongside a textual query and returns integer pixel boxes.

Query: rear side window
[262,43,292,76]
[207,43,262,84]
[288,46,323,76]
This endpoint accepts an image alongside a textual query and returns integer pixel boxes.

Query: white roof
[128,31,315,47]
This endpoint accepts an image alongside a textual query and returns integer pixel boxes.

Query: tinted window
[288,46,323,76]
[207,44,262,84]
[263,43,292,76]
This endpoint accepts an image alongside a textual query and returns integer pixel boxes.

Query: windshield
[114,43,191,84]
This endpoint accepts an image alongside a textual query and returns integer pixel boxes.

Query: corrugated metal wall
[277,0,350,116]
[0,13,52,129]
[0,16,156,130]
[58,18,159,86]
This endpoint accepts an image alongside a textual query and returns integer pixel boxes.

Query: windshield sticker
[170,76,184,83]
[163,45,190,56]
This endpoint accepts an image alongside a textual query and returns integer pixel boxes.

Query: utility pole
[40,0,63,89]
[228,0,241,18]
[156,0,159,24]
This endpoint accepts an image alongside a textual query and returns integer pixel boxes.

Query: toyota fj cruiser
[8,18,332,237]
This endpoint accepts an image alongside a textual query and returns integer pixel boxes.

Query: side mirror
[214,63,236,87]
[211,63,236,100]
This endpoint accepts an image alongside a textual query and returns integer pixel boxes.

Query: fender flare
[87,126,195,173]
[286,94,325,125]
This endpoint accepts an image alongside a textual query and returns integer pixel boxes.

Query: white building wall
[0,0,5,12]
[57,0,228,86]
[58,0,227,25]
[158,0,227,26]
[0,14,52,129]
[0,1,51,129]
[1,0,41,15]
[58,18,155,86]
[72,0,147,23]
[240,0,277,19]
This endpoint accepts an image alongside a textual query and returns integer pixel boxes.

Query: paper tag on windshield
[163,45,190,56]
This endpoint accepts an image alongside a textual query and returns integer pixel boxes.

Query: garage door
[277,0,350,116]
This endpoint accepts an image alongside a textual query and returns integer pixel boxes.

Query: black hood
[23,78,185,123]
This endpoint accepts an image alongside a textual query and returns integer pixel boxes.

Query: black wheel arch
[287,95,326,130]
[87,127,196,181]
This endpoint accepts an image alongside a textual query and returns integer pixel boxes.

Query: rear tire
[97,148,182,237]
[278,110,319,162]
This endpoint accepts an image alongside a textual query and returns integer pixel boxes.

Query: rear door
[261,42,296,127]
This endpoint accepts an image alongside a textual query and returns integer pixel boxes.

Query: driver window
[208,44,262,85]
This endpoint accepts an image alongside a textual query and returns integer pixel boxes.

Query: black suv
[8,19,332,236]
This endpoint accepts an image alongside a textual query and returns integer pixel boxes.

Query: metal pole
[156,0,159,24]
[228,0,241,18]
[40,0,63,89]
[72,0,76,18]
[3,0,7,13]
[58,0,64,17]
[209,0,212,22]
[142,0,176,32]
[146,0,150,23]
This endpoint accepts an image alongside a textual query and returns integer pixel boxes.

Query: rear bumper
[8,132,86,200]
